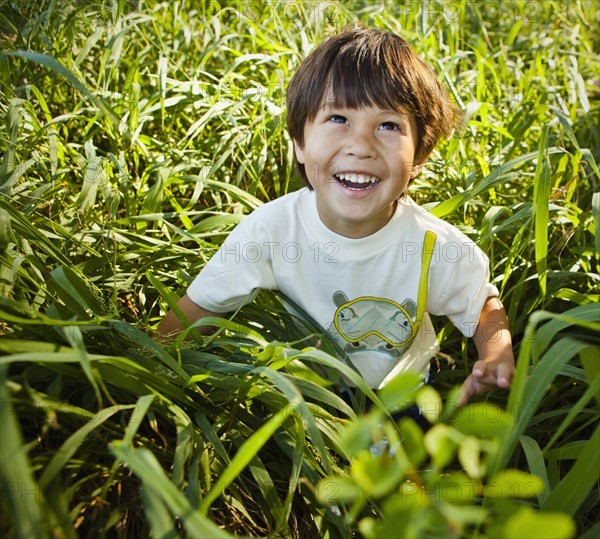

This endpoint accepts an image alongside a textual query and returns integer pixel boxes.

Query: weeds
[1,0,598,537]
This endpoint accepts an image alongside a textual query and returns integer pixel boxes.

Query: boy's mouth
[334,173,381,190]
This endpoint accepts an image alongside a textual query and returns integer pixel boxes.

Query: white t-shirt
[187,188,498,388]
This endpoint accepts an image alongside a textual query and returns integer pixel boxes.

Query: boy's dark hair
[286,26,464,187]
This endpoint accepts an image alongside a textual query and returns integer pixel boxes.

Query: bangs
[317,44,417,115]
[303,34,430,152]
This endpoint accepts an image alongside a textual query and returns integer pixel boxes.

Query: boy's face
[294,104,422,238]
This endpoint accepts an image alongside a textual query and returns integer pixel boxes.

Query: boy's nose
[344,129,376,158]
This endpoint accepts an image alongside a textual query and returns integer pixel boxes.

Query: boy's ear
[410,148,433,178]
[409,162,424,178]
[293,139,305,164]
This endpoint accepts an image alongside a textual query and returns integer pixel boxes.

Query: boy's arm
[157,294,223,339]
[457,296,515,406]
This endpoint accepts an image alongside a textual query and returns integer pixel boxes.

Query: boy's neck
[315,198,399,239]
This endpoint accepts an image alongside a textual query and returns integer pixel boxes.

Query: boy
[158,27,514,407]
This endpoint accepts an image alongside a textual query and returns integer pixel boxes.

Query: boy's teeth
[336,173,379,184]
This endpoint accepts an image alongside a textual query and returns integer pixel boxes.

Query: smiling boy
[158,27,514,407]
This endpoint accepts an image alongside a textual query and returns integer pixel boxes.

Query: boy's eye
[380,121,400,131]
[329,114,348,124]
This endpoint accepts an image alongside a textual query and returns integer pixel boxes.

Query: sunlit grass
[1,0,598,537]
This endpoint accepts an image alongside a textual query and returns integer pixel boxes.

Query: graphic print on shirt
[326,291,418,360]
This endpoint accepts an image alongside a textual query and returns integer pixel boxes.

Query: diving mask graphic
[333,296,416,347]
[330,230,438,350]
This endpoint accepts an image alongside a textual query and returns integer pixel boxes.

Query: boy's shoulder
[247,188,307,220]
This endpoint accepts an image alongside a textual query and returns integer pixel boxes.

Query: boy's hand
[457,296,515,407]
[457,358,514,407]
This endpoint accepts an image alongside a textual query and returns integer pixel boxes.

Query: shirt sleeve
[186,216,277,313]
[426,236,499,337]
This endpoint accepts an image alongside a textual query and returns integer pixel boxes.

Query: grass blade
[140,484,180,539]
[0,365,46,538]
[1,50,128,141]
[198,404,298,514]
[39,404,135,489]
[532,124,551,296]
[430,148,563,218]
[593,192,600,255]
[542,424,600,515]
[542,373,600,453]
[500,337,590,471]
[519,435,551,506]
[50,266,105,318]
[122,394,155,445]
[110,441,234,538]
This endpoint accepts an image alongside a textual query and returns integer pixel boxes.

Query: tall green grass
[1,0,598,537]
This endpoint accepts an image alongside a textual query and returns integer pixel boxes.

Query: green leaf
[278,415,306,530]
[350,449,408,498]
[0,207,12,250]
[433,471,482,503]
[415,384,443,424]
[501,505,575,539]
[0,339,72,354]
[294,348,385,414]
[339,413,382,457]
[485,469,544,500]
[61,325,102,406]
[424,424,459,469]
[316,476,361,504]
[0,98,25,184]
[529,305,600,360]
[450,402,513,438]
[579,345,600,407]
[458,436,485,479]
[397,418,427,466]
[108,319,187,379]
[580,521,600,539]
[251,364,333,474]
[502,337,590,470]
[542,374,600,452]
[0,196,79,266]
[377,370,423,413]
